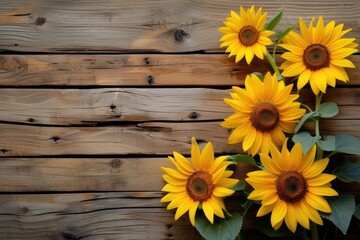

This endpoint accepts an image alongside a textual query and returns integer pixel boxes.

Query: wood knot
[111,159,122,168]
[174,29,188,42]
[20,207,29,214]
[188,111,200,119]
[50,136,60,143]
[143,57,151,65]
[0,149,10,154]
[61,231,77,240]
[146,75,154,85]
[27,118,35,123]
[35,17,46,26]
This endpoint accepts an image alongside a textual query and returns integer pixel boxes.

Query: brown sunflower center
[186,170,214,202]
[250,101,280,132]
[238,25,259,46]
[276,171,307,203]
[303,44,330,71]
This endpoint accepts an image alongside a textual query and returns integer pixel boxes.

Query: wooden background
[0,0,359,239]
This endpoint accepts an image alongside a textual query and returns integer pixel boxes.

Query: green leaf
[333,161,360,183]
[227,154,259,168]
[295,111,320,133]
[265,11,283,31]
[354,204,360,220]
[317,102,339,118]
[321,192,355,235]
[317,135,336,151]
[195,211,243,240]
[292,132,321,154]
[335,134,360,155]
[231,179,246,191]
[276,24,295,43]
[250,72,264,80]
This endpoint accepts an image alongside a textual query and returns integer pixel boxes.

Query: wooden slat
[0,88,358,126]
[0,120,359,156]
[0,54,359,86]
[0,192,201,240]
[0,157,358,193]
[0,0,359,53]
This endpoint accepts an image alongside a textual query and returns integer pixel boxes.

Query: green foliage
[295,111,320,133]
[292,131,321,154]
[354,204,360,220]
[227,154,259,168]
[317,135,336,151]
[333,161,360,183]
[195,212,243,240]
[334,134,360,155]
[250,72,264,80]
[276,24,295,43]
[231,179,246,191]
[321,192,355,235]
[265,11,283,31]
[317,102,339,118]
[254,214,303,238]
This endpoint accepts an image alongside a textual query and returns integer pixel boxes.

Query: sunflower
[218,5,274,64]
[221,72,305,156]
[246,141,338,233]
[280,16,358,95]
[161,137,238,226]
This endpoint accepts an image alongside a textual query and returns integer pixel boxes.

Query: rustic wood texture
[0,0,359,53]
[0,0,359,239]
[0,88,359,125]
[0,54,359,86]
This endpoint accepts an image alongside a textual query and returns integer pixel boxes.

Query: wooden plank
[0,120,359,156]
[0,88,358,126]
[0,54,359,86]
[0,157,357,193]
[0,0,359,52]
[0,192,201,239]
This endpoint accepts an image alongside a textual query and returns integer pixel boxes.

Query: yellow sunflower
[280,16,358,95]
[161,137,238,226]
[218,5,274,64]
[246,141,338,233]
[221,72,305,156]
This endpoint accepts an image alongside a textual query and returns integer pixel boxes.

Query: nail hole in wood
[110,104,116,112]
[28,118,35,122]
[188,111,200,119]
[146,75,154,85]
[50,136,60,143]
[143,57,151,65]
[0,149,10,154]
[111,159,122,168]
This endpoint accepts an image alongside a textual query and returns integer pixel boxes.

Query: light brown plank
[0,88,358,126]
[0,192,201,240]
[0,54,359,86]
[0,120,359,156]
[0,0,358,52]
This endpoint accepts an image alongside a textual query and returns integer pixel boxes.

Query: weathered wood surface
[0,54,359,86]
[0,192,202,240]
[0,88,359,125]
[0,120,359,156]
[0,0,359,53]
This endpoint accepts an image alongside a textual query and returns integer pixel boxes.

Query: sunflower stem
[266,52,282,81]
[310,221,319,240]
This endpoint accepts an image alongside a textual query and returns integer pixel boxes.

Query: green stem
[266,52,282,81]
[301,103,313,113]
[315,93,323,160]
[310,221,318,240]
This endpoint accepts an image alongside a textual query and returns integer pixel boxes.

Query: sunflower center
[186,170,214,202]
[238,25,259,46]
[251,101,280,132]
[303,44,330,71]
[276,171,307,203]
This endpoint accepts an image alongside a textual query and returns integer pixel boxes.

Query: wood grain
[0,119,359,157]
[0,192,202,240]
[0,88,358,126]
[0,54,359,86]
[0,0,359,52]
